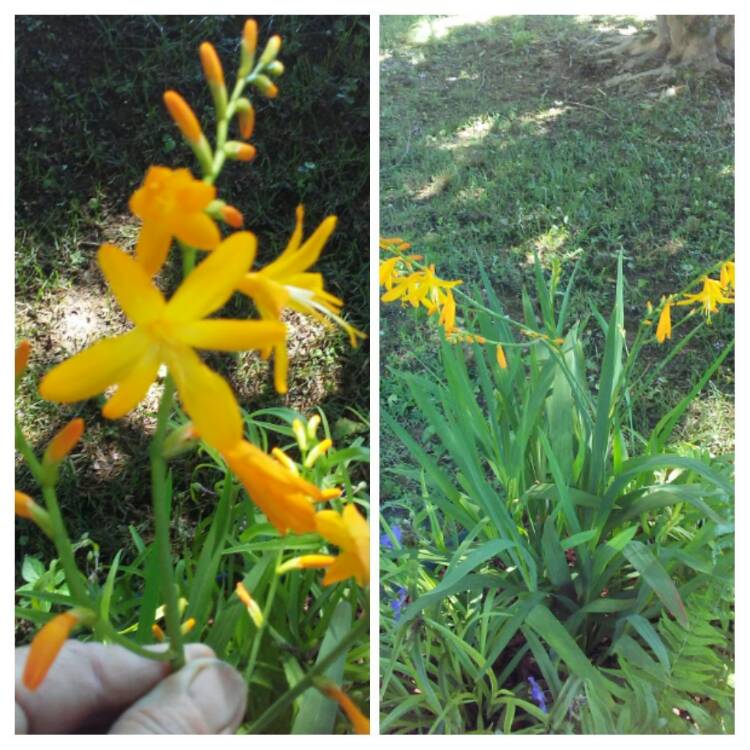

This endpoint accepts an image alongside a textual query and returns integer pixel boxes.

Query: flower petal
[39,330,149,404]
[167,345,241,451]
[99,245,167,325]
[315,509,350,549]
[175,212,221,251]
[166,232,256,322]
[322,552,360,586]
[264,215,337,278]
[177,319,285,352]
[134,221,173,277]
[102,345,161,419]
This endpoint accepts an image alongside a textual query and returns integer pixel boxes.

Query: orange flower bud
[15,491,34,519]
[180,617,197,635]
[15,340,30,377]
[44,418,84,464]
[320,487,343,501]
[226,142,257,162]
[163,90,203,144]
[322,683,370,735]
[254,75,278,99]
[220,205,244,229]
[23,611,81,691]
[257,35,282,69]
[151,623,166,642]
[199,42,224,86]
[235,581,264,627]
[277,554,336,576]
[243,19,258,58]
[496,344,508,370]
[238,105,255,140]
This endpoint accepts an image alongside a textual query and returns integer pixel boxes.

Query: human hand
[16,641,247,734]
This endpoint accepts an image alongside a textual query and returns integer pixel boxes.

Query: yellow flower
[314,503,369,586]
[437,288,456,334]
[39,234,284,452]
[676,276,734,320]
[237,205,366,393]
[321,683,370,735]
[720,260,735,293]
[222,439,332,534]
[381,265,461,311]
[129,166,221,276]
[23,609,93,691]
[656,297,672,344]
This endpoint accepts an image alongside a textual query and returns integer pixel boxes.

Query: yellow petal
[166,232,256,322]
[39,330,149,403]
[175,212,221,251]
[102,346,161,419]
[134,221,173,277]
[238,274,289,319]
[167,345,241,451]
[98,244,166,325]
[322,552,359,586]
[315,509,349,549]
[264,214,337,278]
[177,319,285,351]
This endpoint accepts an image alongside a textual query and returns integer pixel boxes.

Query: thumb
[109,657,247,734]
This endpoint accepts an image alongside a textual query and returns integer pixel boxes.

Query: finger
[109,657,247,734]
[16,641,214,734]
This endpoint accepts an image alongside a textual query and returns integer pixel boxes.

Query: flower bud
[253,75,278,99]
[180,617,197,635]
[151,623,166,642]
[220,204,244,228]
[243,20,258,59]
[304,438,333,468]
[257,35,282,69]
[15,340,30,378]
[292,418,307,450]
[320,487,343,501]
[266,60,285,77]
[15,491,53,537]
[271,447,298,475]
[320,682,370,735]
[225,141,257,162]
[237,102,255,140]
[235,582,264,628]
[163,90,203,144]
[199,41,224,86]
[277,554,336,575]
[44,418,84,465]
[162,422,199,459]
[496,344,508,370]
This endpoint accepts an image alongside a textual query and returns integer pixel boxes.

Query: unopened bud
[266,60,285,77]
[44,418,84,465]
[253,75,278,99]
[271,447,298,475]
[162,422,199,459]
[243,20,258,58]
[257,35,282,69]
[15,490,53,537]
[199,42,224,86]
[151,623,166,642]
[237,101,255,140]
[306,414,321,440]
[163,90,203,144]
[180,617,196,635]
[220,205,244,228]
[15,340,30,378]
[320,487,343,501]
[292,419,307,451]
[225,141,257,162]
[277,554,335,575]
[235,582,264,628]
[304,439,332,468]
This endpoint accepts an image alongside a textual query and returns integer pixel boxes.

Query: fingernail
[187,659,247,733]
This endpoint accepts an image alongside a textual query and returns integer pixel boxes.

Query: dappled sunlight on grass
[407,14,507,44]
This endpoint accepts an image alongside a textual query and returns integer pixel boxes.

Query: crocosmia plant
[16,19,368,735]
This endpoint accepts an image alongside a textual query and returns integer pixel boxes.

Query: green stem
[15,419,44,485]
[41,484,91,605]
[149,376,185,669]
[247,614,368,733]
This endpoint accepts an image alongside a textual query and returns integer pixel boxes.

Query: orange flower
[44,418,84,464]
[322,683,370,735]
[314,503,369,586]
[129,166,221,276]
[23,611,84,691]
[199,41,224,86]
[15,340,30,377]
[163,90,203,144]
[222,439,332,534]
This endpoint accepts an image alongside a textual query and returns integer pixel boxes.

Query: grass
[15,16,369,576]
[380,14,734,512]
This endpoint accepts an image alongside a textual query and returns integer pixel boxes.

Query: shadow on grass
[380,14,733,455]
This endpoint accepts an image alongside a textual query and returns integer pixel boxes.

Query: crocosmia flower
[237,205,366,393]
[39,234,284,452]
[129,166,221,276]
[677,275,734,321]
[222,439,332,534]
[315,503,369,586]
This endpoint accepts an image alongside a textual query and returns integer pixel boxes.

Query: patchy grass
[380,14,734,512]
[16,16,369,571]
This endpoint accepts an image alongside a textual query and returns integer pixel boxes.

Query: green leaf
[100,550,122,623]
[622,541,688,628]
[292,601,352,734]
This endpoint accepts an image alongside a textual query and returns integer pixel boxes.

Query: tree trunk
[599,15,734,86]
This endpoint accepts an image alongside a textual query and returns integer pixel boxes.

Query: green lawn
[380,14,734,507]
